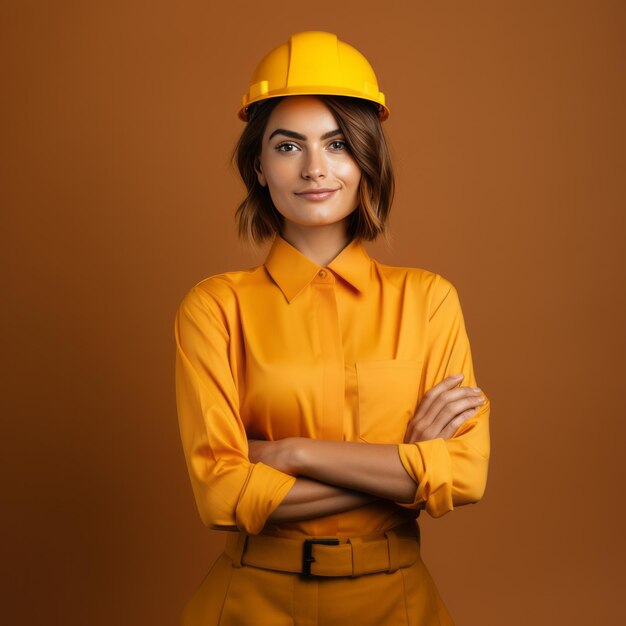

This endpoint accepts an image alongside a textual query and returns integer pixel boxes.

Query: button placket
[312,272,343,444]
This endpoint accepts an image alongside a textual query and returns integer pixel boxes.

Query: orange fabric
[181,548,453,626]
[174,234,490,537]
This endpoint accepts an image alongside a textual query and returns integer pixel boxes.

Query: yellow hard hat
[238,31,390,122]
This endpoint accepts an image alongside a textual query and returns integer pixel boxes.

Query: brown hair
[230,95,395,246]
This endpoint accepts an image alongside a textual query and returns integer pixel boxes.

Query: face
[255,96,362,235]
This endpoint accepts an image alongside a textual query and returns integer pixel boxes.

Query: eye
[275,142,299,152]
[329,140,348,151]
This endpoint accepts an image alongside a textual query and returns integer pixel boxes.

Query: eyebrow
[268,128,343,142]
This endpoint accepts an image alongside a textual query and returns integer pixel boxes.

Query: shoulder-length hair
[230,95,395,246]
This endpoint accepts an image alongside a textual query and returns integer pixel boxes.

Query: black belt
[224,521,421,578]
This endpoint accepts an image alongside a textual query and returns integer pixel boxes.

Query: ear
[255,158,266,187]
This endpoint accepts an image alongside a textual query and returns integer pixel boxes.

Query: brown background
[2,1,625,624]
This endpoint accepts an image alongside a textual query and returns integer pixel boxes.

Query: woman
[174,31,490,626]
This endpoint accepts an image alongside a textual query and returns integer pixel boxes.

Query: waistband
[224,521,421,578]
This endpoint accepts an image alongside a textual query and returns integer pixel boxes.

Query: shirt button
[318,270,327,278]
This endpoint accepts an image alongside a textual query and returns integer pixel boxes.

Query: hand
[404,374,484,443]
[248,438,298,475]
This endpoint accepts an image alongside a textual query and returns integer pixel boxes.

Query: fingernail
[451,373,463,379]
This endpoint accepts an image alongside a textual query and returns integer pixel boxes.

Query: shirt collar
[264,234,372,303]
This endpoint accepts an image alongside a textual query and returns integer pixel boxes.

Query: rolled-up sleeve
[174,285,296,535]
[396,275,491,518]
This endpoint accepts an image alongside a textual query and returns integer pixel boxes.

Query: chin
[280,210,355,230]
[305,210,352,222]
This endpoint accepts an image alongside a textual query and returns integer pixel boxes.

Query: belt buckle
[302,538,340,578]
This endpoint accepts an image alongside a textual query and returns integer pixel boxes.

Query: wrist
[287,437,310,475]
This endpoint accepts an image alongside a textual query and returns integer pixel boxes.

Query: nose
[301,148,327,180]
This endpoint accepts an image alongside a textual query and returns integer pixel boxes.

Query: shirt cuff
[235,462,297,534]
[396,440,454,518]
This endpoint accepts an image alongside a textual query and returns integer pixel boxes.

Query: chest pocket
[356,359,422,443]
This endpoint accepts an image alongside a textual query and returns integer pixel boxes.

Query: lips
[295,188,339,201]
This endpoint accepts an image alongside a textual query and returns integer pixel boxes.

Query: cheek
[336,160,362,187]
[265,161,295,191]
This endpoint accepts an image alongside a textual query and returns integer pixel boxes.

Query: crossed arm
[176,278,490,534]
[249,374,486,524]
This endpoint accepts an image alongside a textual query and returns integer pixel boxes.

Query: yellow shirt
[174,234,490,537]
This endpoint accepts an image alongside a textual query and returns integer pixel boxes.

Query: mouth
[294,189,339,201]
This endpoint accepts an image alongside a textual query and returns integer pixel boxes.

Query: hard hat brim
[237,87,391,122]
[238,91,390,123]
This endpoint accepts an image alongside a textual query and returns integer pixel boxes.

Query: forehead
[264,96,339,135]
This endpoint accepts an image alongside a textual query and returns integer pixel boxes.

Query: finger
[408,383,481,440]
[425,386,482,427]
[413,394,483,442]
[406,374,480,442]
[425,394,484,439]
[413,374,465,424]
[404,421,417,443]
[438,407,479,440]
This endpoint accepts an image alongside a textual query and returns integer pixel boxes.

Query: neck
[280,220,352,266]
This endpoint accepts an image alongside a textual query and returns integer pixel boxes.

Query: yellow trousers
[181,525,454,626]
